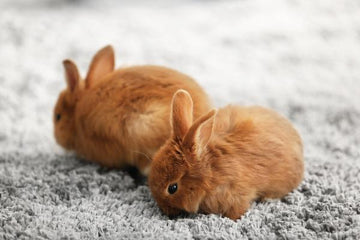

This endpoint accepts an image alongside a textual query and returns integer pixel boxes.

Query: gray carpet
[1,0,360,239]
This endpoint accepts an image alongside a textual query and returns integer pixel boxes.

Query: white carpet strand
[0,0,360,239]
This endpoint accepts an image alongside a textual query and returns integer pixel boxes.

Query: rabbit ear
[171,90,194,139]
[63,59,80,92]
[183,109,216,154]
[85,45,115,88]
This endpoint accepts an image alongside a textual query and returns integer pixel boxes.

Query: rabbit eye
[56,114,61,121]
[168,183,178,194]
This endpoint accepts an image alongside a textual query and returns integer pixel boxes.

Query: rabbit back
[211,105,304,199]
[74,65,211,173]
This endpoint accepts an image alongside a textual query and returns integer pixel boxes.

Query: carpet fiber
[1,0,360,239]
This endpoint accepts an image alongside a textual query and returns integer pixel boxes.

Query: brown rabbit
[148,90,304,220]
[53,46,211,175]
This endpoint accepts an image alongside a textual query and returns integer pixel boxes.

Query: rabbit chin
[160,199,201,216]
[162,207,181,217]
[54,130,75,151]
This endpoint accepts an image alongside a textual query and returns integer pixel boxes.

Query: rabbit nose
[183,200,200,213]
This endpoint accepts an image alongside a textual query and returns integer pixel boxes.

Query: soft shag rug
[1,0,359,239]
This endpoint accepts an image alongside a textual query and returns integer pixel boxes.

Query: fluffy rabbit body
[149,90,304,220]
[54,46,211,175]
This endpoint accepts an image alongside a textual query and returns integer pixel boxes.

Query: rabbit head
[149,90,216,217]
[53,45,115,150]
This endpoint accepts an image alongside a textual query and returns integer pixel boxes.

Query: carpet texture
[1,0,360,239]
